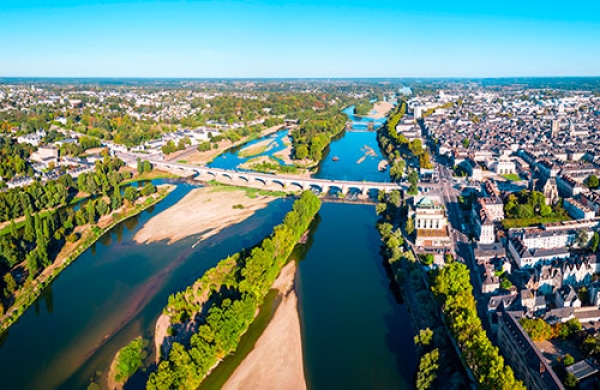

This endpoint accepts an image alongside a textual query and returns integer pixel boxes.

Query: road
[432,157,493,335]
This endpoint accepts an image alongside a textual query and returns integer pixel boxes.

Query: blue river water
[0,102,416,389]
[208,129,291,170]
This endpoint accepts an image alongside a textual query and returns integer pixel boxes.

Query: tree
[462,138,470,148]
[123,186,138,204]
[586,174,599,189]
[590,232,600,252]
[136,157,143,174]
[563,354,575,367]
[416,349,439,390]
[405,217,415,236]
[564,372,578,388]
[420,253,434,265]
[24,208,34,242]
[3,273,17,297]
[408,170,419,195]
[295,144,308,160]
[142,160,152,173]
[414,328,433,347]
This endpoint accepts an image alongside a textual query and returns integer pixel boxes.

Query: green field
[501,173,521,181]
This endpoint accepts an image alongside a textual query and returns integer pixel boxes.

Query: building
[472,199,495,244]
[557,174,584,198]
[563,198,595,220]
[497,311,565,390]
[30,145,59,167]
[555,285,582,308]
[412,196,451,248]
[462,158,483,181]
[508,236,571,269]
[16,130,46,146]
[538,177,559,206]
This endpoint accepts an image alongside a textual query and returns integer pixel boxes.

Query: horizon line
[2,75,600,81]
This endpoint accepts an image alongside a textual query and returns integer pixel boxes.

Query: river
[297,202,417,389]
[0,180,293,389]
[0,106,416,389]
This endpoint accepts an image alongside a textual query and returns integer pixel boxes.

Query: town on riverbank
[2,78,600,389]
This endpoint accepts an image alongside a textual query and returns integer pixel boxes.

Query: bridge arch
[289,181,304,191]
[253,177,268,186]
[271,179,287,188]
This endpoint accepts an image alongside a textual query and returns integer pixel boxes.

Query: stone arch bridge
[150,160,402,196]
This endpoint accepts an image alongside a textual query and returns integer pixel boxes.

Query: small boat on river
[332,156,339,162]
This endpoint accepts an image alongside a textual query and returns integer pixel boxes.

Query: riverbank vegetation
[146,191,320,389]
[290,108,347,163]
[376,191,468,389]
[432,262,524,389]
[353,101,373,116]
[0,157,172,332]
[377,101,433,185]
[111,337,150,387]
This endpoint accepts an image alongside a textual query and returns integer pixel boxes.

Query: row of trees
[432,262,524,389]
[377,101,433,185]
[0,156,128,223]
[146,191,321,389]
[0,158,156,315]
[376,190,468,389]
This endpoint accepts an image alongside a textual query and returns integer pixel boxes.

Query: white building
[412,196,451,248]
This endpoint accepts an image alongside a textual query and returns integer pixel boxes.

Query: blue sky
[1,0,599,77]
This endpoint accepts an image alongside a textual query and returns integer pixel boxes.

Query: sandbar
[223,261,306,390]
[371,101,394,119]
[133,187,275,245]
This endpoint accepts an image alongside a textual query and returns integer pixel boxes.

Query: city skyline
[1,0,600,78]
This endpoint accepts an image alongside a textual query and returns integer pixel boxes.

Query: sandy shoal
[173,125,284,165]
[371,101,394,119]
[133,187,275,245]
[239,137,276,156]
[223,261,306,390]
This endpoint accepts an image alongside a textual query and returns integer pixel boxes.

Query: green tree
[564,372,578,388]
[405,217,415,235]
[563,354,575,367]
[462,138,470,148]
[295,144,308,160]
[24,208,34,242]
[416,349,439,390]
[414,328,434,347]
[143,160,152,173]
[123,186,138,204]
[3,273,17,297]
[590,232,600,252]
[586,174,599,189]
[136,157,143,174]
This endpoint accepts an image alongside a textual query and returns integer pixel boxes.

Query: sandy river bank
[133,186,276,245]
[223,261,306,390]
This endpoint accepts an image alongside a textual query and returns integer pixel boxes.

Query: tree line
[0,157,156,316]
[377,101,433,189]
[432,262,524,389]
[146,191,321,389]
